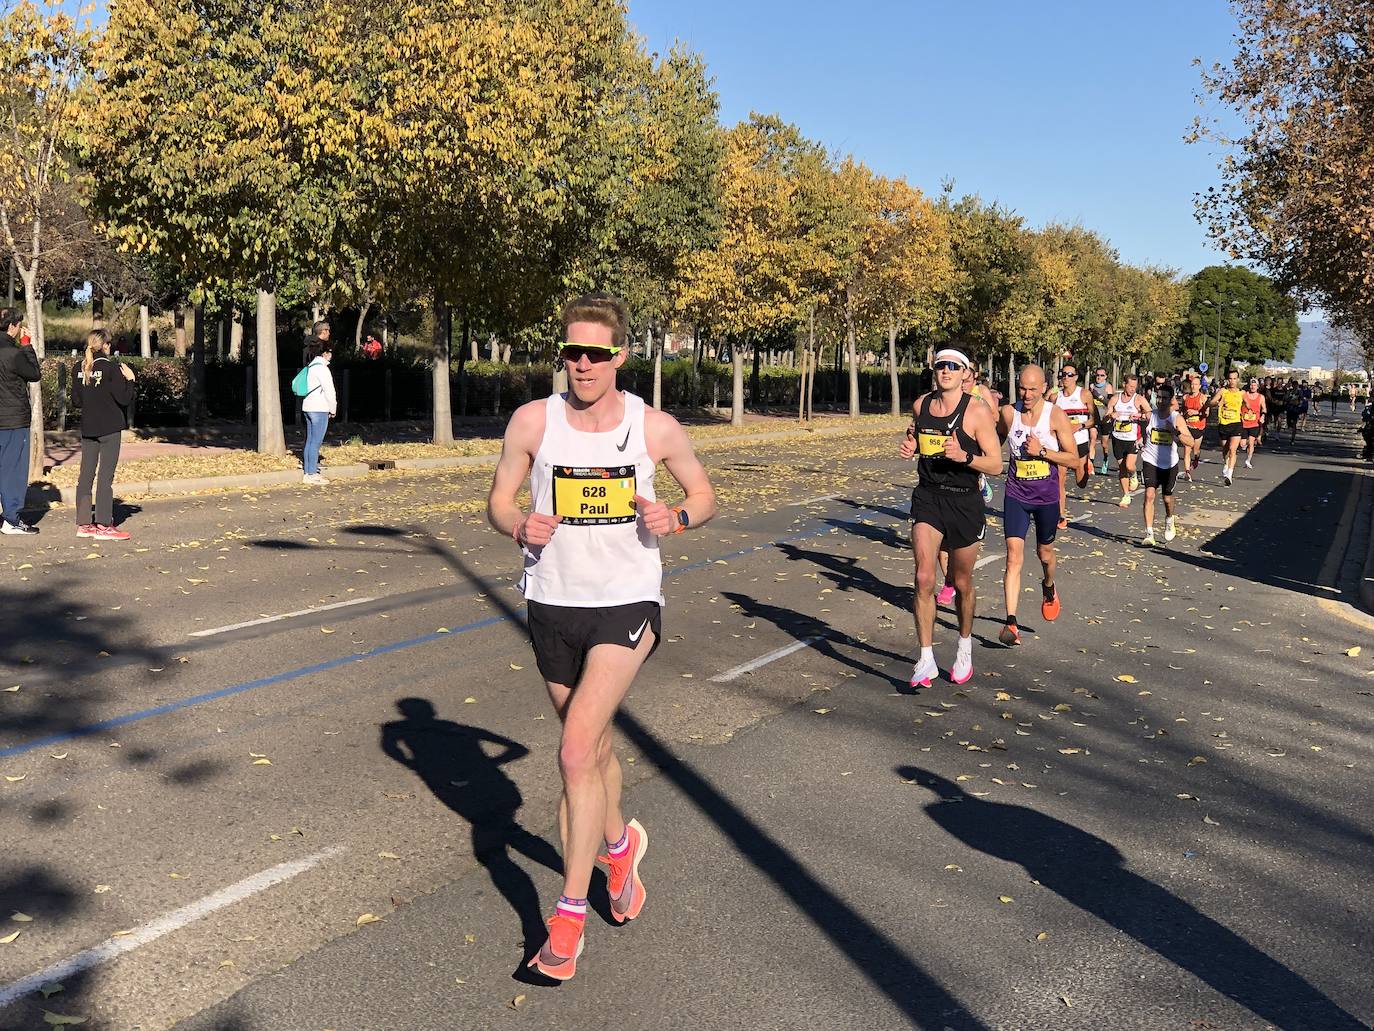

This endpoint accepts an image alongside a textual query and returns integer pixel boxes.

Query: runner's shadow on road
[721,591,911,692]
[380,699,572,976]
[899,767,1370,1031]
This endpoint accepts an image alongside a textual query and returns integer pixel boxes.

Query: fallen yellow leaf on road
[252,758,272,766]
[111,929,133,937]
[320,627,335,634]
[2,685,18,692]
[463,696,477,703]
[92,885,111,894]
[4,775,25,782]
[1115,674,1137,683]
[1345,646,1362,657]
[11,912,32,922]
[42,1011,87,1026]
[356,913,382,927]
[378,852,401,860]
[0,930,20,944]
[998,895,1014,903]
[509,663,524,670]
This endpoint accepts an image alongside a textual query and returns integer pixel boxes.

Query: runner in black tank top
[900,347,1003,690]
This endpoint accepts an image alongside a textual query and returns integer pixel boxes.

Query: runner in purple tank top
[995,365,1086,646]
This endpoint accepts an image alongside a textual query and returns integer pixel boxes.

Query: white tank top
[1007,398,1058,457]
[520,392,663,607]
[1054,387,1092,445]
[1142,411,1179,468]
[1110,394,1141,441]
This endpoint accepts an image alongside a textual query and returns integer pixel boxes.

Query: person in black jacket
[72,328,136,540]
[0,306,41,535]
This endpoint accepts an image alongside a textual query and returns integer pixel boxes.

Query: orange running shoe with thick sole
[527,914,585,981]
[1041,585,1061,622]
[598,818,648,923]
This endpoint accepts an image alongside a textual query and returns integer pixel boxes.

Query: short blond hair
[562,292,629,349]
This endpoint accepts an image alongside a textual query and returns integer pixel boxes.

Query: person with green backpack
[293,340,336,484]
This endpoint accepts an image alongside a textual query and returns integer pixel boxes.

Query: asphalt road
[2,414,1371,1031]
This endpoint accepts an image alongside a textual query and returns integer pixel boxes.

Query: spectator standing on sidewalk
[301,338,336,485]
[72,328,136,540]
[0,307,41,536]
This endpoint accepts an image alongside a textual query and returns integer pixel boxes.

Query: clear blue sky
[628,0,1241,279]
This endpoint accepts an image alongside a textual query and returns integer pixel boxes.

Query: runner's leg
[554,632,654,904]
[913,522,944,648]
[1003,535,1023,625]
[948,540,980,639]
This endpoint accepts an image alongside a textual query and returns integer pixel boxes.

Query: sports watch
[672,506,689,533]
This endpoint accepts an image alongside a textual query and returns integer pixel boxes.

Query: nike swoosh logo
[628,619,649,643]
[616,426,632,452]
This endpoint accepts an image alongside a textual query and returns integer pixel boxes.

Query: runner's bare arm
[486,400,560,545]
[899,394,928,459]
[1172,412,1195,449]
[996,404,1014,443]
[1046,407,1085,469]
[958,401,1004,476]
[645,408,718,530]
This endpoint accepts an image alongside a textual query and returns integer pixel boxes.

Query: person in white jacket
[301,341,337,484]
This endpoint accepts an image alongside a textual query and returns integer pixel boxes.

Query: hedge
[40,353,928,429]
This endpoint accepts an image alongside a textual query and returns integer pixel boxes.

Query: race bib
[1185,416,1204,428]
[552,465,637,525]
[1014,458,1050,480]
[918,432,949,457]
[1114,419,1135,433]
[1068,412,1089,425]
[1150,429,1173,445]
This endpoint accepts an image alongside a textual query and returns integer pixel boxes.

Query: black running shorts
[1142,461,1179,496]
[1217,422,1241,440]
[1242,425,1260,439]
[1076,440,1091,460]
[1111,436,1138,461]
[525,599,661,687]
[911,485,986,551]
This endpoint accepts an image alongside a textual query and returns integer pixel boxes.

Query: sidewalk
[28,412,909,510]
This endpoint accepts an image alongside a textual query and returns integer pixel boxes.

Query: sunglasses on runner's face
[933,360,964,372]
[559,343,621,363]
[1060,370,1077,378]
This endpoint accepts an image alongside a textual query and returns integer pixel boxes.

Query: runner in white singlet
[487,293,717,981]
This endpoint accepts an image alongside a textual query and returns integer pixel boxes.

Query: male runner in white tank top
[487,293,718,981]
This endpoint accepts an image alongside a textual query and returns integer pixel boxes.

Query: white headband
[933,348,971,369]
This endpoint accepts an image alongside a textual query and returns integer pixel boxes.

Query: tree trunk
[229,308,244,360]
[750,342,762,405]
[139,304,151,357]
[254,289,286,456]
[18,267,44,484]
[355,298,372,353]
[652,327,663,410]
[431,287,454,445]
[173,307,187,357]
[730,339,744,427]
[190,301,207,425]
[845,296,859,418]
[888,322,901,416]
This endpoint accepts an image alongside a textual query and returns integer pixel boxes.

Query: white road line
[974,554,1000,569]
[712,636,825,682]
[189,598,378,638]
[788,493,844,506]
[0,847,345,1009]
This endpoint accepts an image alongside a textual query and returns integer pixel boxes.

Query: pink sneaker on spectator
[76,524,98,538]
[91,524,131,541]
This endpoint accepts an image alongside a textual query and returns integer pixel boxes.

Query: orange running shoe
[998,622,1021,646]
[598,818,648,923]
[1041,583,1061,622]
[527,914,585,981]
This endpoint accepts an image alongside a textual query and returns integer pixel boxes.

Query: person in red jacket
[72,328,136,540]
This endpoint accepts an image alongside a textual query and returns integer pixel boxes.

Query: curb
[29,419,904,508]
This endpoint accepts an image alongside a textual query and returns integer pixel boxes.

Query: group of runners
[482,295,1327,982]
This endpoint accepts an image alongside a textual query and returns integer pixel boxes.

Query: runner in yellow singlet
[1209,368,1245,486]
